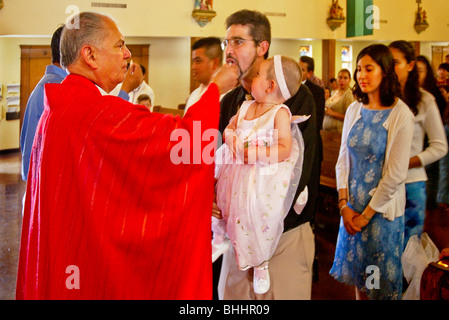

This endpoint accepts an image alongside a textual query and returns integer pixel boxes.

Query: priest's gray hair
[60,11,115,68]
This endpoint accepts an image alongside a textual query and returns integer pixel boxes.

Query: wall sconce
[192,0,216,27]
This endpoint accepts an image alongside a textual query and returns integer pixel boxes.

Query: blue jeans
[437,124,449,204]
[404,181,426,250]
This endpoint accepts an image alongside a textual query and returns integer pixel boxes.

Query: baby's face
[138,99,151,108]
[250,60,271,102]
[438,68,448,79]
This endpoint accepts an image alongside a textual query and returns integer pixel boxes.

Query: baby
[213,55,309,294]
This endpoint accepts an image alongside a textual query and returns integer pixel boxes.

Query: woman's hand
[341,206,362,235]
[325,108,345,121]
[352,213,370,231]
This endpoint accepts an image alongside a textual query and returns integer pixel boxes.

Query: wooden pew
[152,105,184,117]
[320,130,342,189]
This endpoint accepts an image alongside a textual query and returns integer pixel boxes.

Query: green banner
[346,0,374,38]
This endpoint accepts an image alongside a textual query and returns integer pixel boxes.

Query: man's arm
[119,62,144,101]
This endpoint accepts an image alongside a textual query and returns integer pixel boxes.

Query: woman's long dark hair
[353,44,402,107]
[417,55,447,117]
[389,40,421,115]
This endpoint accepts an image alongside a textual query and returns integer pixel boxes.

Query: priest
[16,11,238,300]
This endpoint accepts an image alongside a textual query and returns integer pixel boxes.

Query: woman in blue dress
[330,44,415,300]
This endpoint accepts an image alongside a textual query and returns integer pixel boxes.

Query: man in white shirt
[184,37,223,115]
[98,63,153,107]
[127,64,155,108]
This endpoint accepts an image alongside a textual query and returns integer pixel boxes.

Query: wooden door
[431,45,449,74]
[20,44,150,129]
[20,45,51,127]
[126,45,150,84]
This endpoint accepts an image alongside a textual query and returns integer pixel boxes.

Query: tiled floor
[1,150,448,300]
[0,151,25,300]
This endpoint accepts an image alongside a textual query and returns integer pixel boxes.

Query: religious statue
[414,0,429,34]
[326,0,345,31]
[329,0,345,19]
[416,4,428,24]
[192,0,216,27]
[195,0,213,11]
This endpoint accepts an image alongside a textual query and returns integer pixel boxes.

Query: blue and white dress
[330,107,404,300]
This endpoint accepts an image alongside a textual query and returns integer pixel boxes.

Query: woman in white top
[389,41,448,250]
[330,44,414,300]
[323,69,355,133]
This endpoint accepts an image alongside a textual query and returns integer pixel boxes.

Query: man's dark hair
[51,25,65,64]
[192,37,223,63]
[137,94,150,103]
[226,9,271,59]
[299,56,315,72]
[438,63,449,72]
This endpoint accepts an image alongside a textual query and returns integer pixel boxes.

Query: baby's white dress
[214,100,308,270]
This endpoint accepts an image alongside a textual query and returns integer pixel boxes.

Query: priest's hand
[212,201,222,219]
[121,61,144,93]
[211,64,239,95]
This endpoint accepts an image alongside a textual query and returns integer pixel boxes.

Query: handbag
[420,258,449,300]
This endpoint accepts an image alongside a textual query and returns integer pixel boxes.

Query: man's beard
[226,54,258,81]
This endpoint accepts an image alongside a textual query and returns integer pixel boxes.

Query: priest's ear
[79,45,99,70]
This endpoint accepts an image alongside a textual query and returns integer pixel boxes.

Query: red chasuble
[16,74,220,300]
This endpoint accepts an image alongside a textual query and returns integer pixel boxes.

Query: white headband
[273,55,292,101]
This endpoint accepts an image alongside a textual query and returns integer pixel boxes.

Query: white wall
[0,37,51,150]
[1,0,449,41]
[126,37,192,108]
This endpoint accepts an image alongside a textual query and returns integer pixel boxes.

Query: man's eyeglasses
[221,38,258,50]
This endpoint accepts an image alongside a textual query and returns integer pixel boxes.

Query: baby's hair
[266,56,302,99]
[137,94,150,103]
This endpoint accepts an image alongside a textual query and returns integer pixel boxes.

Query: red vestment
[16,74,219,300]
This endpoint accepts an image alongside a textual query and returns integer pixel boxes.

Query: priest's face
[95,18,131,92]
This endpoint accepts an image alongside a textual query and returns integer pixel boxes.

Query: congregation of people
[17,8,449,301]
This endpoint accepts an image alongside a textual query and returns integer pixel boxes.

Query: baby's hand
[224,130,244,160]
